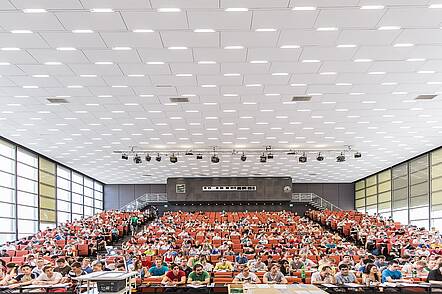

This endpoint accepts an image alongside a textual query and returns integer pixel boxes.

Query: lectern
[75,271,137,294]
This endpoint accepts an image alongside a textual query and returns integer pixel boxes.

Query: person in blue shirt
[147,258,169,277]
[382,261,405,283]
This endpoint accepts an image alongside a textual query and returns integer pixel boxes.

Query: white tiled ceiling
[0,1,441,184]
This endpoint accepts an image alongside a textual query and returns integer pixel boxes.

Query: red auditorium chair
[15,250,29,257]
[12,257,24,265]
[76,244,89,256]
[6,250,15,257]
[0,257,11,263]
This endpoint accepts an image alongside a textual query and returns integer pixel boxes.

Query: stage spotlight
[211,155,220,163]
[185,151,194,155]
[122,153,128,160]
[196,154,203,160]
[267,153,274,159]
[155,154,162,162]
[170,154,178,163]
[299,153,307,163]
[317,153,324,161]
[240,153,247,161]
[337,152,346,162]
[133,154,142,164]
[260,153,267,163]
[145,154,151,162]
[354,152,362,158]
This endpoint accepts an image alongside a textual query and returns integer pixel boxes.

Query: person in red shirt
[161,263,186,286]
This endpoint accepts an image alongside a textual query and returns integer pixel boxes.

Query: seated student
[0,263,18,286]
[148,258,169,277]
[188,264,210,286]
[335,264,357,285]
[233,266,261,284]
[311,266,336,285]
[362,264,382,286]
[32,265,63,286]
[54,258,71,277]
[7,264,37,288]
[263,264,288,284]
[161,264,186,286]
[81,258,93,274]
[249,256,268,273]
[382,261,406,283]
[235,253,248,266]
[214,257,233,272]
[427,262,442,284]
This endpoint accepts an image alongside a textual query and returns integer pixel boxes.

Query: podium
[75,271,138,294]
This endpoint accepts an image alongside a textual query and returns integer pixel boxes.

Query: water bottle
[301,266,306,283]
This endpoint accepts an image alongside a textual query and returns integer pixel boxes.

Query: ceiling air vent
[169,97,189,103]
[47,98,69,104]
[291,96,312,102]
[415,94,437,100]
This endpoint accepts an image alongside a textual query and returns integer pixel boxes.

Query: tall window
[0,140,16,243]
[0,137,104,241]
[356,147,442,229]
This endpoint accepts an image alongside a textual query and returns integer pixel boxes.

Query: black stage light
[211,155,220,163]
[185,151,194,155]
[240,153,247,161]
[196,154,203,160]
[145,154,151,162]
[122,153,128,160]
[133,154,142,164]
[155,154,162,162]
[267,153,274,159]
[299,153,307,163]
[337,153,346,162]
[170,154,178,163]
[354,152,362,159]
[260,154,267,163]
[317,153,324,161]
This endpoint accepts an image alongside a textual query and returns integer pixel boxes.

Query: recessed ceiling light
[72,29,94,33]
[67,85,83,88]
[337,44,357,48]
[80,74,97,77]
[201,84,217,88]
[381,82,397,85]
[280,45,300,49]
[225,8,248,12]
[336,83,352,86]
[349,92,365,95]
[44,62,61,65]
[245,84,262,87]
[10,30,33,34]
[23,8,47,13]
[292,6,316,10]
[157,8,181,12]
[417,70,435,74]
[23,85,39,89]
[302,59,320,63]
[223,73,240,76]
[56,47,76,51]
[223,94,238,97]
[429,4,442,8]
[112,47,132,50]
[1,47,20,51]
[112,85,128,88]
[360,5,384,9]
[368,71,386,75]
[290,83,306,86]
[265,93,280,96]
[272,72,289,76]
[193,29,215,33]
[316,27,338,31]
[32,74,49,78]
[378,26,401,30]
[132,29,154,33]
[224,45,244,49]
[90,8,114,12]
[176,73,193,77]
[94,61,113,65]
[127,74,145,77]
[255,28,277,32]
[146,61,165,65]
[168,46,188,50]
[250,60,268,64]
[320,72,337,75]
[392,91,408,95]
[139,94,154,97]
[394,43,414,47]
[198,61,216,64]
[406,58,426,62]
[354,58,373,62]
[0,62,11,65]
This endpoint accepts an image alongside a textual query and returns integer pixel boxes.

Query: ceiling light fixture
[299,153,307,163]
[90,8,114,12]
[225,8,248,12]
[354,152,362,158]
[292,6,316,10]
[145,154,151,162]
[240,153,247,161]
[336,152,346,162]
[72,29,94,33]
[211,155,220,163]
[121,153,128,160]
[157,8,181,12]
[170,154,178,163]
[193,29,215,33]
[155,154,162,162]
[260,153,267,163]
[133,154,142,164]
[23,8,47,13]
[196,154,203,160]
[317,153,324,161]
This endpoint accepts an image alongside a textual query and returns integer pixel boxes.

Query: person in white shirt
[33,265,63,286]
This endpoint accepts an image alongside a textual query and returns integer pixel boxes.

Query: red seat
[15,250,28,257]
[76,244,89,256]
[0,257,11,263]
[12,257,24,265]
[6,250,15,257]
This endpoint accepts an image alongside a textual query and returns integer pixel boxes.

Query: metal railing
[120,193,167,211]
[291,193,342,211]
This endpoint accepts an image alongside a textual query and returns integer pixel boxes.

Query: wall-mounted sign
[202,186,257,191]
[176,184,186,193]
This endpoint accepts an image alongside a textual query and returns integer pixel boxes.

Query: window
[17,191,38,207]
[0,156,15,174]
[0,171,15,189]
[0,187,15,203]
[57,200,71,212]
[57,189,71,201]
[17,148,37,167]
[57,212,71,224]
[0,140,14,159]
[17,206,38,220]
[0,218,15,232]
[57,166,71,179]
[17,163,37,180]
[17,177,37,193]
